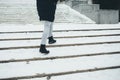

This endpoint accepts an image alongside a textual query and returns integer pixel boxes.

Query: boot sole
[49,41,56,44]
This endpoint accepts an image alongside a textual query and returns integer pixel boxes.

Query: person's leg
[41,21,51,45]
[48,22,53,37]
[48,22,56,44]
[40,21,51,54]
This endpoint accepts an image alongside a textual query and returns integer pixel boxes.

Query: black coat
[36,0,58,22]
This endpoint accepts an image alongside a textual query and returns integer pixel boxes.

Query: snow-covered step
[0,19,39,24]
[0,0,34,3]
[21,77,46,80]
[19,69,120,80]
[0,4,35,8]
[50,69,120,80]
[0,2,29,8]
[0,14,37,24]
[0,30,120,39]
[0,7,39,24]
[0,51,120,64]
[1,28,120,34]
[0,54,120,79]
[0,19,37,24]
[0,43,120,61]
[0,3,96,24]
[0,11,37,17]
[0,41,120,51]
[0,36,120,48]
[0,15,38,21]
[0,7,37,15]
[0,2,98,10]
[0,23,120,80]
[1,66,120,80]
[1,26,120,33]
[1,24,120,32]
[0,34,120,41]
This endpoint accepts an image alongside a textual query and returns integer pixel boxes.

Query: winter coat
[36,0,58,22]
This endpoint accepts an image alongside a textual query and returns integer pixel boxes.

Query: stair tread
[0,54,120,79]
[0,43,119,61]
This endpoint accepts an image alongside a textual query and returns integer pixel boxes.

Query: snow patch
[55,4,95,24]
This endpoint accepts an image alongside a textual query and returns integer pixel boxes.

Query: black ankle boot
[39,45,49,54]
[48,36,56,44]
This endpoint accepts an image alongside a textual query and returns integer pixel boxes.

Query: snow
[51,69,120,80]
[0,54,120,78]
[0,30,120,39]
[0,43,120,61]
[0,23,120,32]
[0,36,120,48]
[21,69,120,80]
[0,0,120,79]
[55,4,95,23]
[0,23,120,80]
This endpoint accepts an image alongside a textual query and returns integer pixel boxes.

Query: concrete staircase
[0,0,119,24]
[68,0,119,24]
[0,0,94,24]
[0,23,120,80]
[0,0,40,24]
